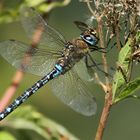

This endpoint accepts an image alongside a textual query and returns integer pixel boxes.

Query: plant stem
[97,17,109,85]
[85,2,113,139]
[96,15,112,140]
[95,87,112,140]
[0,71,24,112]
[0,13,46,111]
[115,25,121,51]
[86,0,96,17]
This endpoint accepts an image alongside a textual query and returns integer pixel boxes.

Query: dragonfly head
[74,21,99,47]
[80,29,98,46]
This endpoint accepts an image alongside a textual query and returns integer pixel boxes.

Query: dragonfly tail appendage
[0,64,63,121]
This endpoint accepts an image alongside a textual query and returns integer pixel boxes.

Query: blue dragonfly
[0,7,103,121]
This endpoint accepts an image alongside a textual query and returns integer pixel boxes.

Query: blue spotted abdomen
[0,64,63,121]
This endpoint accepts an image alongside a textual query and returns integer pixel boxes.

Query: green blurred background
[0,0,140,140]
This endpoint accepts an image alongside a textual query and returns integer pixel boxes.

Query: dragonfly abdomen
[0,64,63,121]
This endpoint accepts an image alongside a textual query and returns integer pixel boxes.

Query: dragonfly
[0,7,103,121]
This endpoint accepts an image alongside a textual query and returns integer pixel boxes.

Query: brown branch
[95,17,113,140]
[0,71,24,112]
[115,25,121,51]
[95,87,113,140]
[0,14,46,111]
[84,1,114,140]
[97,17,109,85]
[94,72,107,92]
[82,0,139,140]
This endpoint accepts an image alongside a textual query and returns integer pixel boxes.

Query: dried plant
[80,0,140,140]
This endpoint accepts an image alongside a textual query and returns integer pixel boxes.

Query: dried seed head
[86,15,96,26]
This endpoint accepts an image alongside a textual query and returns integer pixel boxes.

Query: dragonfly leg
[86,53,112,77]
[90,46,107,53]
[90,45,114,53]
[85,55,102,68]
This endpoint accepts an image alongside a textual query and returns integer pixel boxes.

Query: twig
[95,87,112,140]
[86,0,97,18]
[95,16,113,140]
[115,25,121,51]
[94,72,107,92]
[83,0,139,139]
[0,71,24,112]
[0,13,46,112]
[97,17,109,84]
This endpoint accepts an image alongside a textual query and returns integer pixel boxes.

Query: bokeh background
[0,0,140,140]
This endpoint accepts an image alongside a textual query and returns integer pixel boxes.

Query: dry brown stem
[84,1,113,140]
[95,87,112,140]
[95,16,112,140]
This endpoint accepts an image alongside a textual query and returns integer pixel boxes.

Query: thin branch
[97,17,110,84]
[115,25,122,51]
[84,1,113,140]
[0,71,24,112]
[94,72,107,92]
[83,0,139,140]
[0,13,46,111]
[95,87,113,140]
[86,0,97,18]
[95,17,113,140]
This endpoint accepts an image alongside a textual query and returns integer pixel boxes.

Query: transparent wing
[50,68,97,116]
[0,40,61,76]
[74,59,94,81]
[20,7,66,51]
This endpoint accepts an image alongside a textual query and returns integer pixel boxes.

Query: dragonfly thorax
[57,40,89,73]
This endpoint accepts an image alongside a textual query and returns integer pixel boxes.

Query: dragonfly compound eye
[80,34,98,46]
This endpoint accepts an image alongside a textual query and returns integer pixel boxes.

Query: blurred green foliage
[115,77,140,103]
[0,131,17,140]
[0,106,79,140]
[0,0,71,23]
[113,31,140,102]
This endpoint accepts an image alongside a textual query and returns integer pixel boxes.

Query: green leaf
[112,39,132,100]
[0,106,79,140]
[25,0,45,7]
[126,95,140,99]
[114,78,140,103]
[0,8,19,23]
[0,131,17,140]
[37,0,71,13]
[130,95,140,99]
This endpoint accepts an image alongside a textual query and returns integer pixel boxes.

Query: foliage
[0,0,71,23]
[113,31,140,103]
[112,38,132,100]
[0,106,79,140]
[79,0,140,139]
[0,131,17,140]
[114,78,140,103]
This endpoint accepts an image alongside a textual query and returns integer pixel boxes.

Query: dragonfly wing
[50,68,97,116]
[0,40,61,76]
[74,59,94,81]
[20,7,66,51]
